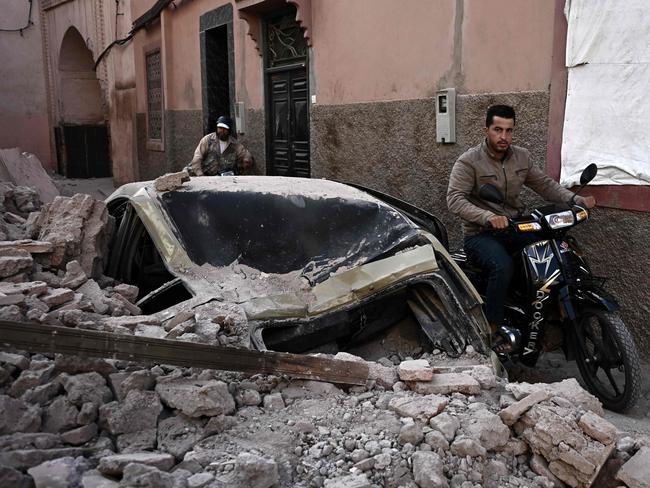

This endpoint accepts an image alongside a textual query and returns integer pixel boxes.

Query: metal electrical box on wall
[436,88,456,143]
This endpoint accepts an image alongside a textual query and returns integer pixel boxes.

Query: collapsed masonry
[0,185,649,488]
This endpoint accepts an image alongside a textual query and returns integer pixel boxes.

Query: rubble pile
[0,189,649,488]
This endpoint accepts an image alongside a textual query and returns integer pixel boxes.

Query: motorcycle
[452,164,641,412]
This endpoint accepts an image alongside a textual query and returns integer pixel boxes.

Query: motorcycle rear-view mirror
[580,163,598,185]
[478,184,504,205]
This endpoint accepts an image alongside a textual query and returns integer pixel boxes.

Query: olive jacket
[447,139,577,236]
[189,133,253,176]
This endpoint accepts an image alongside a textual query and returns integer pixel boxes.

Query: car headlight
[545,210,575,229]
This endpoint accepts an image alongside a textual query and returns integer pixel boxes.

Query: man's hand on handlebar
[488,215,509,230]
[580,195,596,209]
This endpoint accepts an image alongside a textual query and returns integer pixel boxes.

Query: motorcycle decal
[523,269,561,356]
[527,240,554,277]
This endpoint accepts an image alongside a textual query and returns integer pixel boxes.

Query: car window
[106,199,191,313]
[159,189,420,285]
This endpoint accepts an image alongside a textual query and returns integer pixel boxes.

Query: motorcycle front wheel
[574,309,641,412]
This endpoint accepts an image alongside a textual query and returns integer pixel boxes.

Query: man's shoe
[491,325,521,354]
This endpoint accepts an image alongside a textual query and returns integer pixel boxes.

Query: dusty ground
[508,352,650,437]
[52,176,116,201]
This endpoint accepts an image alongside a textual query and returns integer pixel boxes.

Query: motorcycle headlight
[545,211,575,229]
[516,222,542,232]
[576,209,589,221]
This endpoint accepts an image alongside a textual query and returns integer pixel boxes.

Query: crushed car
[105,175,491,360]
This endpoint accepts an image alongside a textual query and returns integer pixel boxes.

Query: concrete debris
[32,194,112,278]
[154,170,190,192]
[616,446,650,488]
[1,189,649,488]
[0,149,59,204]
[0,248,33,278]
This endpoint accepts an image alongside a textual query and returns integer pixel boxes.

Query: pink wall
[133,0,265,113]
[0,0,53,169]
[0,116,51,169]
[311,0,556,105]
[130,0,558,116]
[462,1,555,93]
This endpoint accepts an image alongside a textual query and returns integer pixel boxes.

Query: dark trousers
[464,232,538,325]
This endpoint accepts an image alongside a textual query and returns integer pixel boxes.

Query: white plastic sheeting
[560,0,650,186]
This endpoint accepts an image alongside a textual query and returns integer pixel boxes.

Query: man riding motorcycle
[447,104,595,353]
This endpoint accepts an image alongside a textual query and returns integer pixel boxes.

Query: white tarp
[561,0,650,186]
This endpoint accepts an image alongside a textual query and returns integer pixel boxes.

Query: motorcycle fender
[572,288,619,313]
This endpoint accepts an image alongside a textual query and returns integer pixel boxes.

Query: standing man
[188,115,253,176]
[447,104,595,352]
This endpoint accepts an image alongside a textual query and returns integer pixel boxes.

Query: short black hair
[486,105,516,127]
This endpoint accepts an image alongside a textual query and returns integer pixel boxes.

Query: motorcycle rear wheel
[574,309,640,412]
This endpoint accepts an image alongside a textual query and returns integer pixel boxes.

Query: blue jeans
[464,232,538,325]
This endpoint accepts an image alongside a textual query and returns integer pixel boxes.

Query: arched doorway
[56,27,111,178]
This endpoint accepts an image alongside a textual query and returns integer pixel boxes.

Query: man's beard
[217,132,229,141]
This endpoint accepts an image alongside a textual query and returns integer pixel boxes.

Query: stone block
[0,248,33,278]
[412,451,448,488]
[81,469,120,488]
[35,194,111,277]
[157,415,205,459]
[116,428,157,452]
[262,392,285,411]
[60,423,98,445]
[27,455,88,488]
[102,315,161,331]
[398,359,433,382]
[227,452,279,488]
[616,446,650,488]
[155,378,235,417]
[99,390,161,435]
[499,389,551,426]
[0,239,51,253]
[9,365,54,398]
[60,372,113,407]
[368,362,399,388]
[578,411,618,445]
[0,447,86,470]
[410,373,481,396]
[40,287,75,308]
[0,304,24,321]
[97,452,175,476]
[323,473,371,488]
[450,436,486,458]
[113,283,139,303]
[0,351,30,370]
[0,466,34,488]
[0,292,25,306]
[42,396,79,433]
[154,170,190,192]
[506,378,603,416]
[0,280,48,297]
[76,279,108,314]
[60,260,88,289]
[429,412,460,442]
[463,409,510,451]
[388,394,448,422]
[0,432,61,451]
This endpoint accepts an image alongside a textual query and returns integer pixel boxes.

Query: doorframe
[200,4,236,135]
[262,9,310,176]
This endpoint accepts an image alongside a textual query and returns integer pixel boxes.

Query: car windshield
[159,181,420,284]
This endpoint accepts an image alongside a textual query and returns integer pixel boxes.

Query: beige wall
[0,0,52,168]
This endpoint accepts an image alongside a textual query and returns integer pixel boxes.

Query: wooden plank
[0,320,368,385]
